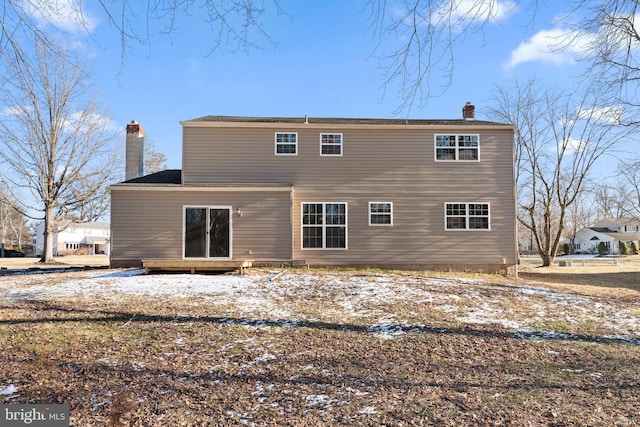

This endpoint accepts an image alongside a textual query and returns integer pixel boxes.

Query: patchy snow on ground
[0,384,19,399]
[0,268,638,345]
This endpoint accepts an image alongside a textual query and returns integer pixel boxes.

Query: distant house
[36,221,110,256]
[109,104,518,275]
[574,218,640,254]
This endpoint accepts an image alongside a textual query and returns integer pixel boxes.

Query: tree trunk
[40,205,55,263]
[540,252,553,267]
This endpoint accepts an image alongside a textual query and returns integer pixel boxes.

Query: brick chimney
[462,102,475,120]
[125,120,144,180]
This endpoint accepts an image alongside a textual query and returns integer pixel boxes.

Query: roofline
[109,183,294,193]
[180,116,515,131]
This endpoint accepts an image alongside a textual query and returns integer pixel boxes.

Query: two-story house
[574,218,640,254]
[109,104,517,274]
[35,220,110,256]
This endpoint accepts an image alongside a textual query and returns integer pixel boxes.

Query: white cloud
[22,0,97,34]
[443,0,516,24]
[0,105,29,117]
[68,111,119,133]
[506,28,594,69]
[578,106,623,125]
[393,0,516,29]
[562,137,589,154]
[549,136,589,156]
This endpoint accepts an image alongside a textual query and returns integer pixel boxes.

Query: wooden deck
[142,259,253,275]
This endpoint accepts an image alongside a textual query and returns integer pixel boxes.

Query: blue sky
[39,1,595,171]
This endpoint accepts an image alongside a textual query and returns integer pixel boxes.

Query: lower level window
[445,202,490,230]
[302,202,347,249]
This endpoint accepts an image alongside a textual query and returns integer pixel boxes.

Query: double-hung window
[435,134,479,161]
[445,202,490,230]
[275,132,298,155]
[369,202,393,226]
[302,202,347,249]
[320,133,343,156]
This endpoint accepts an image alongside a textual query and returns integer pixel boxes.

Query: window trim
[444,202,490,231]
[368,202,393,226]
[320,133,343,156]
[275,132,298,156]
[434,134,480,162]
[301,202,348,250]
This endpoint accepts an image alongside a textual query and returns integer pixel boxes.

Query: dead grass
[0,267,638,426]
[0,255,109,270]
[518,255,640,301]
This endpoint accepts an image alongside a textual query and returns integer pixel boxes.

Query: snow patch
[0,384,18,397]
[0,268,638,345]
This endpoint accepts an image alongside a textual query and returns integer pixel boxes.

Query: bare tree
[65,176,113,223]
[144,139,168,175]
[366,0,640,113]
[368,0,523,113]
[0,1,283,72]
[569,0,640,121]
[614,158,640,219]
[7,1,640,115]
[489,78,630,265]
[0,39,119,263]
[589,180,631,219]
[0,187,30,256]
[564,187,597,253]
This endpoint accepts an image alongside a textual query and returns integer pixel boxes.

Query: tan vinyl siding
[110,188,292,265]
[181,125,516,267]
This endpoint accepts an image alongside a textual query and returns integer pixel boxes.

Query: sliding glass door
[184,207,231,258]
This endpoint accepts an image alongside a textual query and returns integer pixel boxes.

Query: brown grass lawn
[0,255,109,270]
[0,260,638,426]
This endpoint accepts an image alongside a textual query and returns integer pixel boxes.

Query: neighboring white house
[36,221,110,256]
[574,218,640,254]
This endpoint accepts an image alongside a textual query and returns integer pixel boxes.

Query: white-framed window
[369,202,393,226]
[275,132,298,155]
[435,134,479,161]
[320,133,343,156]
[302,202,347,249]
[445,202,490,230]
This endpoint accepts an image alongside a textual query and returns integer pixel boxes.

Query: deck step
[142,259,253,275]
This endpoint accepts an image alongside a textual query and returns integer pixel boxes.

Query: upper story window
[369,202,393,226]
[435,134,479,161]
[320,133,343,156]
[445,202,490,230]
[275,132,298,155]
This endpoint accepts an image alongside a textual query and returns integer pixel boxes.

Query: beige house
[109,104,517,274]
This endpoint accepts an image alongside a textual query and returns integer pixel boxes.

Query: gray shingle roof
[184,115,510,127]
[123,169,182,184]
